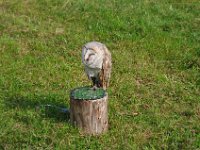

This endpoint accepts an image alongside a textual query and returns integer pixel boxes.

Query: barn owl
[82,41,112,90]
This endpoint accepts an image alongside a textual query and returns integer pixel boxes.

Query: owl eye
[89,53,95,57]
[85,53,95,62]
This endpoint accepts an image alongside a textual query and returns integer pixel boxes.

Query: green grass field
[0,0,200,149]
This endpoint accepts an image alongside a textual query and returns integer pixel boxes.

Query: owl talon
[92,86,97,91]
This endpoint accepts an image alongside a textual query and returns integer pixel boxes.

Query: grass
[0,0,200,149]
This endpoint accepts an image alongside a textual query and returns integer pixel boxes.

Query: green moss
[70,86,106,100]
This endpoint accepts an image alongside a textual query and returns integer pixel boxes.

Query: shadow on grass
[3,93,70,122]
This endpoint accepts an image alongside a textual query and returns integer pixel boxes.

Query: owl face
[82,46,103,69]
[82,48,96,65]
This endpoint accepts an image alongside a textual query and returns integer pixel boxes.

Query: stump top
[70,86,106,100]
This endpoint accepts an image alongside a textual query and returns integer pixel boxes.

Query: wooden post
[70,94,108,135]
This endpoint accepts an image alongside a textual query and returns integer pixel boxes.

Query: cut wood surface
[70,94,108,135]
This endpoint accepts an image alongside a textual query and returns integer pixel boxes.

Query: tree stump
[70,86,108,135]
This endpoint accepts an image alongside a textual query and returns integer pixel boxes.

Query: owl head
[82,43,104,69]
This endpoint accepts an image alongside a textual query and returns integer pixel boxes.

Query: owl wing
[100,49,112,90]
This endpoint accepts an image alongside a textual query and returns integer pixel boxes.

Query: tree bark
[70,94,108,135]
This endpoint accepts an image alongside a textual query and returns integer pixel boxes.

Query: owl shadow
[4,94,70,123]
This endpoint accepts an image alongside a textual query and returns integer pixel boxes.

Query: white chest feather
[84,66,101,78]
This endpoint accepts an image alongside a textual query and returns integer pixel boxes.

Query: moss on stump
[70,86,106,100]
